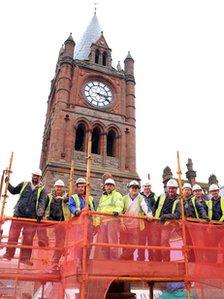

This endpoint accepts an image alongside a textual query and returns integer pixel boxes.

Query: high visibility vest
[123,194,144,214]
[45,193,70,221]
[206,198,224,221]
[19,182,44,211]
[70,194,94,212]
[191,196,200,219]
[95,190,123,225]
[97,190,123,213]
[123,194,145,230]
[154,194,178,219]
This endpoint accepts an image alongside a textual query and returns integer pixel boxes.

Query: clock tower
[40,13,139,196]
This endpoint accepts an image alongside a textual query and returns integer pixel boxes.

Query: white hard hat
[32,169,42,176]
[75,178,86,185]
[142,180,151,186]
[167,179,178,188]
[182,183,192,190]
[129,180,140,188]
[105,178,115,185]
[209,184,219,192]
[54,179,65,187]
[192,184,202,191]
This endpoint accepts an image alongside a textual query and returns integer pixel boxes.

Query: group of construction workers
[2,169,224,269]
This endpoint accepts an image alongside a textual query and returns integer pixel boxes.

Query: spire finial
[94,2,98,14]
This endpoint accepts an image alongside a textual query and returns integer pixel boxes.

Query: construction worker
[206,184,224,221]
[138,180,157,261]
[3,169,47,266]
[40,179,69,271]
[190,184,209,263]
[181,183,195,262]
[152,179,180,261]
[182,183,192,201]
[94,178,123,259]
[120,180,151,260]
[68,178,95,263]
[188,184,209,220]
[205,184,224,262]
[68,178,95,215]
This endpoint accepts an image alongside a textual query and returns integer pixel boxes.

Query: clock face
[84,80,113,108]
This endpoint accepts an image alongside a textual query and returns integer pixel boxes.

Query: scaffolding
[0,213,224,298]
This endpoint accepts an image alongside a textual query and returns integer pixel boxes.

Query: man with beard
[3,169,47,265]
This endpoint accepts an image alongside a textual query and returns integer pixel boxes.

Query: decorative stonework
[106,157,119,169]
[40,25,139,196]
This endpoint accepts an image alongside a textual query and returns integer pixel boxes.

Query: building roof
[74,13,102,60]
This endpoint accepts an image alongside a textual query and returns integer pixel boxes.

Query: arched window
[107,129,116,157]
[102,52,107,66]
[95,49,100,64]
[75,123,85,151]
[92,127,101,154]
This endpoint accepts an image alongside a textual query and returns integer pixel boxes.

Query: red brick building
[40,13,139,197]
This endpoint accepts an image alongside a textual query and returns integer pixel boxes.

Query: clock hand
[96,92,108,98]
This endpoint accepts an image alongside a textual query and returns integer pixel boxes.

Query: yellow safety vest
[19,182,44,211]
[95,190,123,225]
[206,198,224,221]
[191,196,200,219]
[154,194,178,219]
[122,194,145,230]
[45,193,70,221]
[70,194,94,211]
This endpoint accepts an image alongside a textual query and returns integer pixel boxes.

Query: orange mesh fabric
[1,214,224,298]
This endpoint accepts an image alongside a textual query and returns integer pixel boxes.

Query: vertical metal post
[69,160,74,197]
[148,282,154,299]
[80,136,92,299]
[0,170,5,200]
[41,283,45,298]
[86,136,92,208]
[177,151,191,299]
[0,152,14,218]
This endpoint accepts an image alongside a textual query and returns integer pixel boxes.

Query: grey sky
[1,0,224,214]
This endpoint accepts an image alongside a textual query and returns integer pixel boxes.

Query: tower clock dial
[84,80,113,108]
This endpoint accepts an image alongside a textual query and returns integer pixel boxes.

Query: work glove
[4,176,9,183]
[75,210,81,216]
[36,216,42,223]
[112,211,119,217]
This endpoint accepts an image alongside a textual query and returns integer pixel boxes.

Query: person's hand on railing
[112,211,119,217]
[36,216,42,223]
[146,214,153,222]
[75,210,81,216]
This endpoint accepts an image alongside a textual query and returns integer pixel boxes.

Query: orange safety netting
[0,212,224,298]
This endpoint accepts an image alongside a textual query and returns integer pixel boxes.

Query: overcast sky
[1,0,224,213]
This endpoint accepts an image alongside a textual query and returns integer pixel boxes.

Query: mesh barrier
[1,213,224,298]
